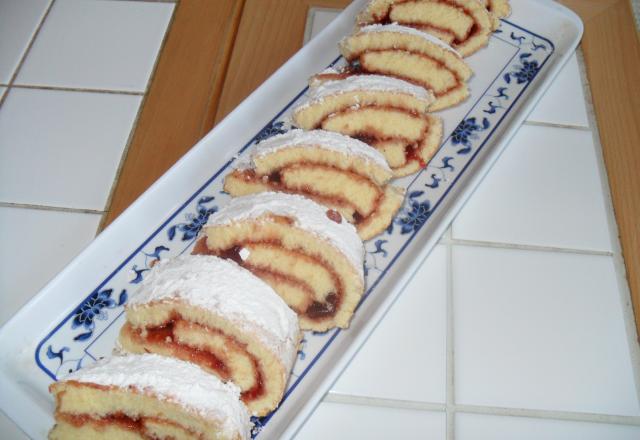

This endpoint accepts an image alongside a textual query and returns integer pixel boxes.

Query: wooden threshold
[103,0,640,336]
[213,0,352,124]
[101,0,245,228]
[559,0,640,338]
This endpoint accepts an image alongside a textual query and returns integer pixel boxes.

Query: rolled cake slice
[292,75,443,176]
[193,192,365,332]
[49,353,250,440]
[225,129,405,240]
[481,0,511,19]
[119,255,300,417]
[356,0,496,56]
[338,24,472,111]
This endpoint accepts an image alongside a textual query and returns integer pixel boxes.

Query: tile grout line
[455,404,640,427]
[304,7,343,45]
[575,48,640,404]
[325,393,447,412]
[196,0,246,137]
[11,83,144,96]
[446,238,456,440]
[326,392,640,427]
[327,392,640,427]
[122,0,177,98]
[522,119,590,131]
[303,7,317,45]
[0,202,104,215]
[98,1,179,233]
[444,237,614,257]
[0,0,56,110]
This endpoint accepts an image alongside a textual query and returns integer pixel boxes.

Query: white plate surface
[0,1,582,438]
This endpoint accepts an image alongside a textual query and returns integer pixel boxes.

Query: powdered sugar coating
[305,74,434,106]
[312,66,341,79]
[206,192,364,279]
[359,23,464,57]
[64,354,250,438]
[128,255,300,370]
[248,129,391,172]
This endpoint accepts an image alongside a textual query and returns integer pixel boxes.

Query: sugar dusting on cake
[206,192,365,279]
[305,74,434,106]
[358,23,464,58]
[65,353,251,438]
[250,129,391,171]
[308,67,344,87]
[128,255,300,370]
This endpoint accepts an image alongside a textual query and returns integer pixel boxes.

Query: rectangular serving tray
[0,1,582,438]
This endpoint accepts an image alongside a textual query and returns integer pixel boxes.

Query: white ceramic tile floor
[0,1,174,436]
[453,245,639,416]
[451,125,613,252]
[0,0,51,84]
[526,53,590,128]
[294,402,446,439]
[0,415,27,440]
[306,8,342,43]
[331,245,447,403]
[15,0,174,92]
[0,206,101,326]
[0,87,142,210]
[456,413,640,440]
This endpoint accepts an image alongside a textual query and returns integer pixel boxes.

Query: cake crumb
[326,209,342,224]
[239,247,251,261]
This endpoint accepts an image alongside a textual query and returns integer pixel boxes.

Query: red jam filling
[306,292,339,319]
[59,412,198,439]
[352,133,377,145]
[405,144,427,168]
[62,413,143,433]
[144,322,230,379]
[354,127,428,169]
[242,163,378,224]
[325,209,343,223]
[345,52,462,97]
[376,0,482,45]
[268,170,282,184]
[193,238,343,321]
[133,319,265,403]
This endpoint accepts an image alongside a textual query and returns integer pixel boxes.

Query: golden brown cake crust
[293,77,443,176]
[338,23,473,110]
[224,130,405,239]
[119,255,300,417]
[482,0,511,19]
[196,192,365,332]
[356,0,496,57]
[48,354,250,440]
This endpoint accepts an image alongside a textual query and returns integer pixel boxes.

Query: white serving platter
[0,0,582,438]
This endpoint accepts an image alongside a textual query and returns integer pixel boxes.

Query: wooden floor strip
[214,0,351,126]
[560,0,640,337]
[101,0,245,228]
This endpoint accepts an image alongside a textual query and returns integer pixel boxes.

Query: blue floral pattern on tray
[255,120,288,143]
[451,117,491,154]
[71,288,127,342]
[167,196,218,241]
[35,19,554,437]
[387,191,432,235]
